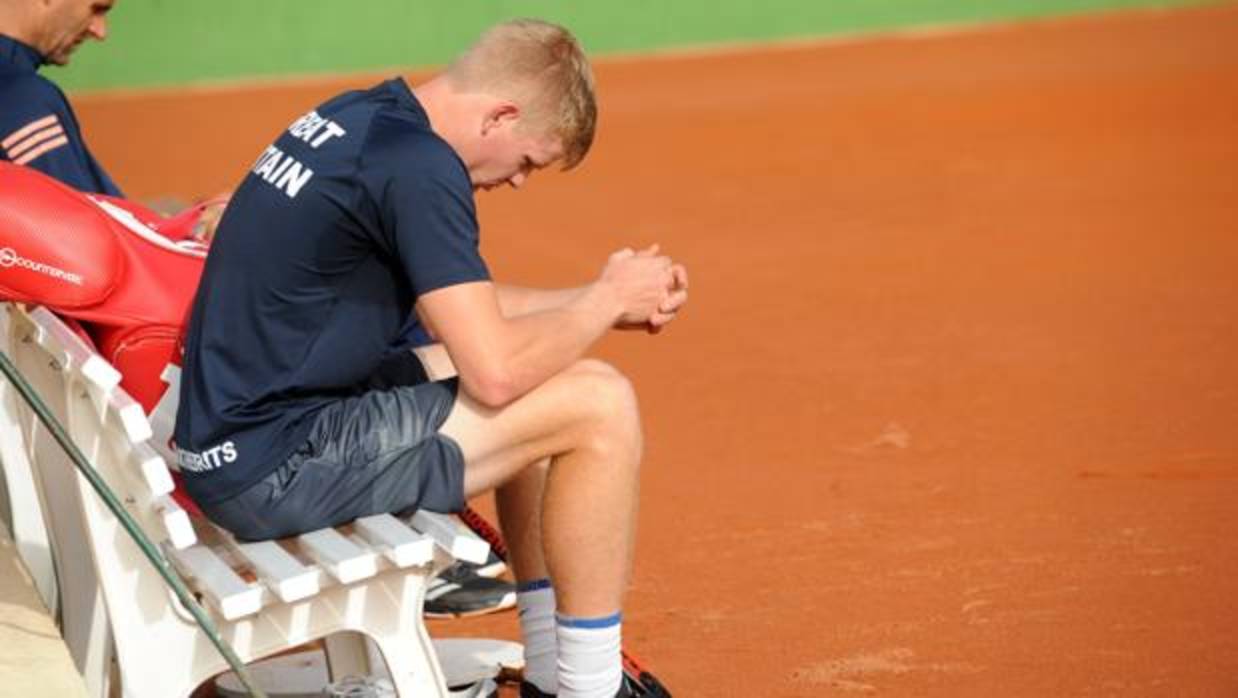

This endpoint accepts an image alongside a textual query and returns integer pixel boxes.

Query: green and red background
[56,1,1238,695]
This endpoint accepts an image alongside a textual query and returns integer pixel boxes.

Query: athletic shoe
[424,561,516,618]
[463,548,507,578]
[449,677,498,697]
[517,682,554,698]
[510,674,655,697]
[621,652,673,697]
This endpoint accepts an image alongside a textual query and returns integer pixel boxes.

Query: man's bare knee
[565,357,623,379]
[562,359,639,426]
[442,357,641,485]
[556,360,642,465]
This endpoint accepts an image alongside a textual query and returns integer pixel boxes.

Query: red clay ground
[76,4,1238,695]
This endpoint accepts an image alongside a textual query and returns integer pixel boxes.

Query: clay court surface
[74,4,1238,695]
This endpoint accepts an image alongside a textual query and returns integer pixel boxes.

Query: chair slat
[229,539,319,603]
[130,442,173,496]
[28,307,122,392]
[167,545,261,620]
[355,514,435,568]
[297,528,377,585]
[410,511,489,565]
[81,355,122,393]
[154,496,196,550]
[107,390,153,444]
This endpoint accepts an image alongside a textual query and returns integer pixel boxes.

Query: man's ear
[481,101,521,136]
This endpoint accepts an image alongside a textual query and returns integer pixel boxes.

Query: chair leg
[367,629,449,698]
[324,631,373,683]
[358,573,449,697]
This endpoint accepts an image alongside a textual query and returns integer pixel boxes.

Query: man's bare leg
[439,358,641,617]
[415,343,557,582]
[494,457,552,581]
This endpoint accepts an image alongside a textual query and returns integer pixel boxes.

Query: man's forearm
[494,283,589,318]
[490,287,621,402]
[420,281,621,407]
[421,250,678,407]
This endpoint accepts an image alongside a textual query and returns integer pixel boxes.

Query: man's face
[468,107,565,192]
[37,0,116,66]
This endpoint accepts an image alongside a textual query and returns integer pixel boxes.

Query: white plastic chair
[2,302,486,697]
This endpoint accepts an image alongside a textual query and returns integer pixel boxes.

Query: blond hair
[445,19,597,169]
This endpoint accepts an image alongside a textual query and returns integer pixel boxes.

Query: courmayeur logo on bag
[0,246,84,286]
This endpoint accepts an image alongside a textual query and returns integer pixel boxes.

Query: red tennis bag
[0,162,212,512]
[0,161,209,408]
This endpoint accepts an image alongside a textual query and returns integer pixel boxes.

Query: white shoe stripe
[426,582,462,601]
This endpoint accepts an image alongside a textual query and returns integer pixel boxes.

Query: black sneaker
[621,652,672,697]
[423,561,516,618]
[511,674,655,698]
[518,682,554,698]
[462,548,507,578]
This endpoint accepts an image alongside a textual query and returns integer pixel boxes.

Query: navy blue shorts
[202,366,465,541]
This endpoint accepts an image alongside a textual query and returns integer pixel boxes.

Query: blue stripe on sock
[556,611,622,629]
[517,578,553,593]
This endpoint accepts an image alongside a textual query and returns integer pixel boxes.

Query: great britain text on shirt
[249,109,348,199]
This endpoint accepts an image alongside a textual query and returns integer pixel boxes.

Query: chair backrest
[2,301,193,697]
[7,304,195,551]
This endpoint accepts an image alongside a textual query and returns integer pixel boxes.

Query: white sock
[517,580,558,694]
[556,612,622,698]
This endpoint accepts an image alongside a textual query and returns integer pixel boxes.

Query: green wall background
[55,0,1218,92]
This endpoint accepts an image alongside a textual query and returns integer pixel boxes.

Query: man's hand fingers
[648,308,678,327]
[659,288,688,314]
[671,264,689,290]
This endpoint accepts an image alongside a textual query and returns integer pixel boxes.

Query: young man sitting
[173,19,687,698]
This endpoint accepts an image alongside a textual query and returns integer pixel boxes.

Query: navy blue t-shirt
[174,78,489,504]
[0,35,122,196]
